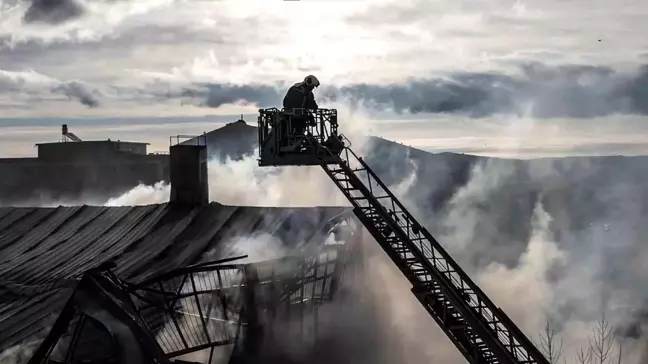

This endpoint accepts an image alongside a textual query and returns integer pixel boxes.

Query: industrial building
[0,110,559,364]
[0,120,261,206]
[0,124,169,206]
[0,128,364,364]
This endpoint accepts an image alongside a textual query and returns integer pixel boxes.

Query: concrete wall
[37,141,148,162]
[0,154,169,206]
[169,144,209,206]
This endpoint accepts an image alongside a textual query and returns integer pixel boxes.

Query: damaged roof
[0,202,350,353]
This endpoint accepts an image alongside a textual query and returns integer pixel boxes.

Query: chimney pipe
[169,142,209,206]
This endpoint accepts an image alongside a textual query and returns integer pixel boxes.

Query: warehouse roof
[0,202,350,353]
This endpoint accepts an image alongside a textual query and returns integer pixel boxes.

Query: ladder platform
[257,108,345,167]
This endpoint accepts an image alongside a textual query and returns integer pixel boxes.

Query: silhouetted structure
[1,120,364,363]
[0,125,169,205]
[181,119,257,162]
[170,135,209,206]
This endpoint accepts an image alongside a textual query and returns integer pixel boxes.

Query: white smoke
[92,107,561,364]
[103,103,373,208]
[206,154,348,207]
[218,233,287,264]
[477,198,566,337]
[104,181,170,206]
[0,339,41,364]
[90,103,648,363]
[422,155,648,364]
[440,158,518,255]
[100,151,351,208]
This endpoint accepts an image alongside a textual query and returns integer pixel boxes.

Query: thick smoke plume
[6,99,648,363]
[418,154,648,363]
[104,181,170,206]
[94,104,648,363]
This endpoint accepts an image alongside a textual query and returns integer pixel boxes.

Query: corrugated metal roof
[0,202,350,353]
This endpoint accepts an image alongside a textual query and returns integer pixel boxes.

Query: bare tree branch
[577,346,593,364]
[616,341,623,364]
[538,320,564,364]
[591,310,616,364]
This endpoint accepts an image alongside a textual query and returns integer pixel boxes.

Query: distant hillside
[182,118,257,162]
[199,121,648,274]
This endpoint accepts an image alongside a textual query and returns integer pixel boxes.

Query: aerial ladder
[257,108,550,364]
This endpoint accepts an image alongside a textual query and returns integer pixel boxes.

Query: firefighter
[283,74,320,110]
[282,75,320,138]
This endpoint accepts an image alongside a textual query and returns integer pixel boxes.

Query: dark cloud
[327,63,636,118]
[180,83,282,108]
[170,63,648,119]
[7,62,648,116]
[332,73,520,118]
[0,70,99,108]
[22,0,84,25]
[53,81,99,108]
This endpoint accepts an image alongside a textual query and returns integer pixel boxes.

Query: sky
[1,0,648,158]
[3,2,648,362]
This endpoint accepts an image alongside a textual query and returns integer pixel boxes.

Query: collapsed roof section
[0,202,353,356]
[26,234,361,364]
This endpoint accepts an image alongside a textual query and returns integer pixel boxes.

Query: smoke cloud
[11,103,648,363]
[104,181,170,206]
[407,150,648,363]
[89,109,436,363]
[0,341,39,364]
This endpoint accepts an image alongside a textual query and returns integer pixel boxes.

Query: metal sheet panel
[130,204,239,283]
[0,208,57,252]
[0,291,66,350]
[114,205,201,277]
[14,206,130,285]
[0,207,35,235]
[49,205,158,281]
[0,207,14,224]
[0,206,93,276]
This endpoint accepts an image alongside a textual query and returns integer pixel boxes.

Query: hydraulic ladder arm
[256,107,549,364]
[321,146,549,364]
